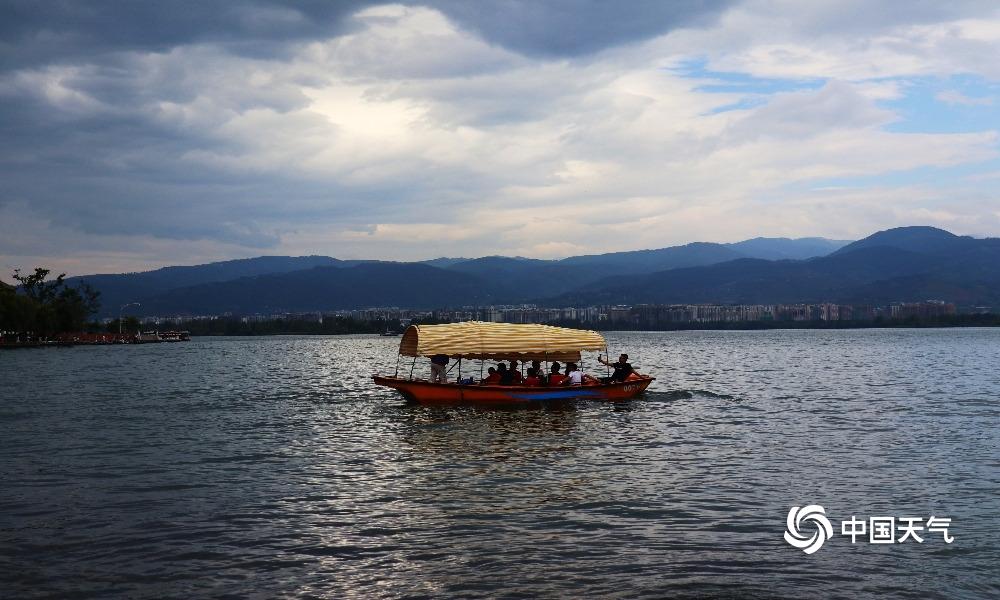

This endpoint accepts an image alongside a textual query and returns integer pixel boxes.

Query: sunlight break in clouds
[0,1,998,275]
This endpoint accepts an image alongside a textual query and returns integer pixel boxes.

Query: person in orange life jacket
[523,367,541,386]
[430,354,448,383]
[547,362,567,386]
[530,360,545,384]
[560,362,583,386]
[483,367,501,385]
[508,359,522,384]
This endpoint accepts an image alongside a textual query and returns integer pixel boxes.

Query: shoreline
[5,315,998,346]
[185,323,1000,336]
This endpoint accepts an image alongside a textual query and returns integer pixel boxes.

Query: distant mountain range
[65,256,353,314]
[56,228,1000,316]
[551,227,1000,307]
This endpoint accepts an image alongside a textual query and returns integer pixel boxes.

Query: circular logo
[784,505,833,554]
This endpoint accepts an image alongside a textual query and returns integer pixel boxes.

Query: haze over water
[2,329,998,599]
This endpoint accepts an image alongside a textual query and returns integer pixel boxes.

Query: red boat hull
[372,375,655,405]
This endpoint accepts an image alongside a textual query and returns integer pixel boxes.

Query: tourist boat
[160,330,191,342]
[135,330,192,343]
[372,321,654,405]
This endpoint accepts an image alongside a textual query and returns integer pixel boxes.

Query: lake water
[2,329,998,599]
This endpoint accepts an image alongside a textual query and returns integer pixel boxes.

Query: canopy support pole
[604,344,611,379]
[544,333,549,384]
[409,355,417,380]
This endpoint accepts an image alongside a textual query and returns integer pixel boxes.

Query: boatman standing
[430,354,449,383]
[598,353,635,383]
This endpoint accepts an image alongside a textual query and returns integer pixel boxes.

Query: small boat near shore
[136,330,191,343]
[372,321,654,405]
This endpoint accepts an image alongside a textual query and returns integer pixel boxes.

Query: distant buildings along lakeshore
[126,300,977,329]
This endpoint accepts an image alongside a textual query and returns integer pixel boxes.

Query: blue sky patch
[882,75,999,134]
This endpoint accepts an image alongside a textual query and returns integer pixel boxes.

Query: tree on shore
[0,268,101,335]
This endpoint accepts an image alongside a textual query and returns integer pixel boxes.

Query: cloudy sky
[1,1,998,276]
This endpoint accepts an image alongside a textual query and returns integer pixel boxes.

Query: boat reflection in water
[373,321,654,405]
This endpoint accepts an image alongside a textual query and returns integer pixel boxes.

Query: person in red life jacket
[530,360,545,384]
[482,367,501,385]
[547,362,567,386]
[523,367,541,386]
[561,362,584,386]
[508,359,522,384]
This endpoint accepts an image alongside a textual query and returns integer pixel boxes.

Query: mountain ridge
[66,235,850,315]
[46,228,1000,316]
[549,228,999,307]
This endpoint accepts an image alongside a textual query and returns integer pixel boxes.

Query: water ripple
[1,329,998,599]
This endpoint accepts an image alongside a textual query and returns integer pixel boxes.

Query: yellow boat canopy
[399,321,607,361]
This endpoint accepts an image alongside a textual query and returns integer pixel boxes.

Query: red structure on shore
[0,330,190,348]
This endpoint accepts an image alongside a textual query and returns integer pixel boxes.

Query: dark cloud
[0,0,734,71]
[0,1,377,70]
[1,1,734,248]
[433,0,736,57]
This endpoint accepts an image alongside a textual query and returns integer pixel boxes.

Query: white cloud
[936,89,995,105]
[1,1,999,275]
[670,2,1000,80]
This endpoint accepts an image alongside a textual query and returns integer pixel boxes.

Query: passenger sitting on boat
[483,367,501,385]
[498,362,515,385]
[547,362,567,386]
[508,359,522,384]
[561,362,584,386]
[530,360,547,384]
[430,353,449,384]
[523,367,541,386]
[598,353,635,383]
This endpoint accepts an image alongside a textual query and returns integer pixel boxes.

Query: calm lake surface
[2,329,998,599]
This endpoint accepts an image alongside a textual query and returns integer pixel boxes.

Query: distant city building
[166,300,962,328]
[890,301,956,319]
